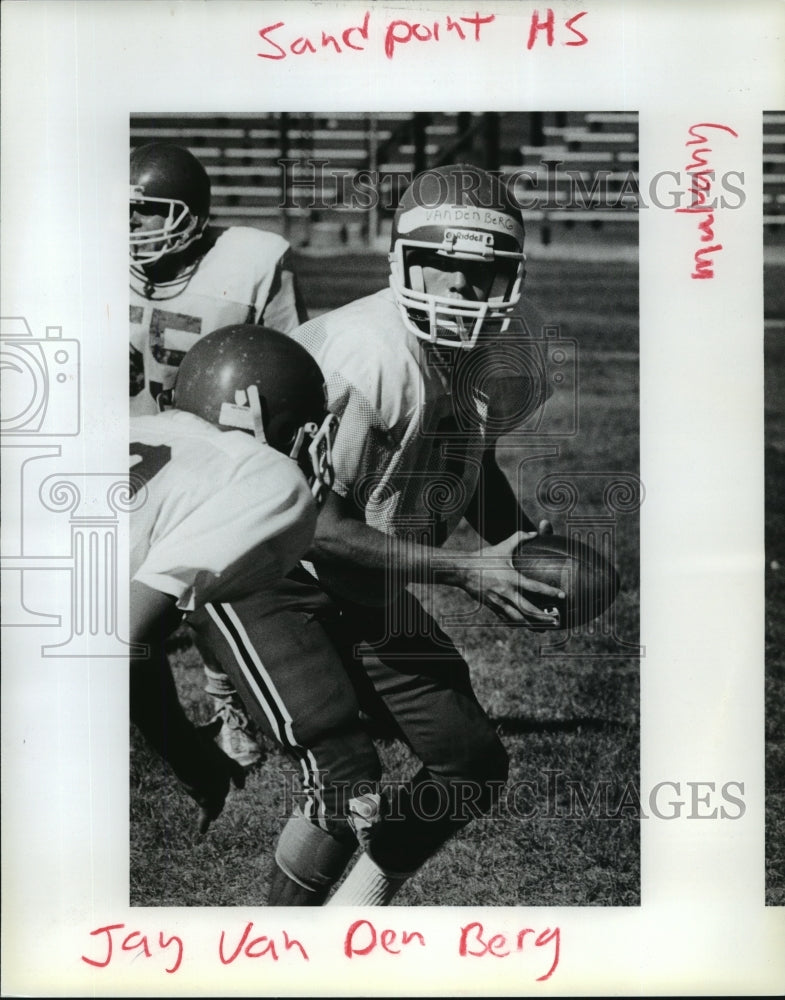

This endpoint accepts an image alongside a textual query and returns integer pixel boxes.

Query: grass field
[130,250,642,907]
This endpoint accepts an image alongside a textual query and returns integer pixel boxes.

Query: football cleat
[209,696,265,769]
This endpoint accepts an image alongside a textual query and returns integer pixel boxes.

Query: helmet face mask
[212,387,339,506]
[172,325,338,507]
[390,240,524,348]
[129,189,205,265]
[300,413,340,505]
[389,165,526,349]
[129,143,211,271]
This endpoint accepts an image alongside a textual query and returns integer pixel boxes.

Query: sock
[203,665,236,699]
[326,851,416,906]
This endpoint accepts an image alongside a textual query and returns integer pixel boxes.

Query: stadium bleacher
[764,112,785,239]
[129,110,785,248]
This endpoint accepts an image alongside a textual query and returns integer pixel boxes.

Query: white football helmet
[389,163,526,349]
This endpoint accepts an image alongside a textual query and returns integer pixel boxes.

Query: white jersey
[130,410,316,611]
[130,226,307,414]
[290,288,550,546]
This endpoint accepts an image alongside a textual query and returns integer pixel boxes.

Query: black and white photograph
[128,111,641,909]
[764,109,785,907]
[2,2,784,996]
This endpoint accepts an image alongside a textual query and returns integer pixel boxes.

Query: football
[511,533,621,629]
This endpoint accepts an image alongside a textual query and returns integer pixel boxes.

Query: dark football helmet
[130,143,211,267]
[172,325,339,505]
[389,163,526,348]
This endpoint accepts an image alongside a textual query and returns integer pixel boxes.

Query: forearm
[129,581,208,790]
[309,489,563,624]
[130,644,191,760]
[310,499,471,590]
[464,448,537,543]
[130,644,221,797]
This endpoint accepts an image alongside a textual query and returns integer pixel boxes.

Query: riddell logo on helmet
[444,229,494,249]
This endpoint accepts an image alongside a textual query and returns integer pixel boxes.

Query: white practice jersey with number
[130,410,316,611]
[130,226,306,414]
[290,288,550,546]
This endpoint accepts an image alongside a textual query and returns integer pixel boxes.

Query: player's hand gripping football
[458,522,563,626]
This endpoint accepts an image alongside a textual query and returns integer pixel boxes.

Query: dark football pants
[187,567,509,874]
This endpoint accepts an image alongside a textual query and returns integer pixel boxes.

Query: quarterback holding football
[186,164,570,906]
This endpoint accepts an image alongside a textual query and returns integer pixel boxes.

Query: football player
[186,163,566,905]
[130,324,338,834]
[130,142,308,413]
[129,141,309,766]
